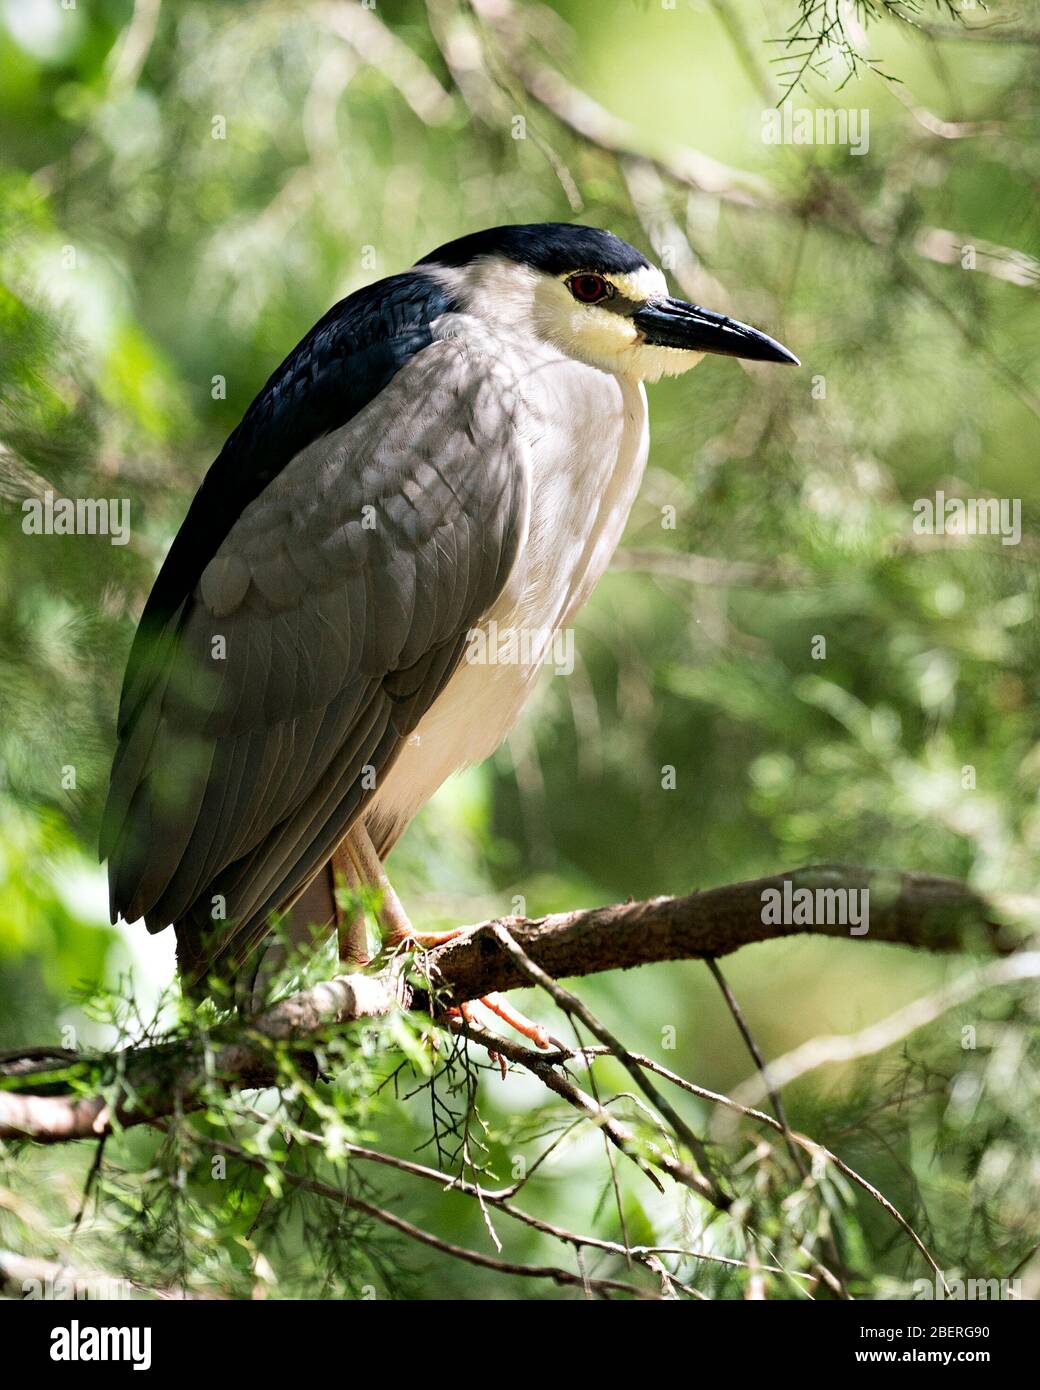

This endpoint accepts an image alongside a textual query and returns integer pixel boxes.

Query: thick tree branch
[0,864,1013,1144]
[432,864,1007,999]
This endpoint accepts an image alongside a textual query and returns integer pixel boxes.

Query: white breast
[368,321,649,843]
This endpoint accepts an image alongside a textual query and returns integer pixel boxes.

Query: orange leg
[450,1000,507,1078]
[345,821,553,1056]
[447,993,552,1077]
[477,992,551,1049]
[331,842,369,967]
[346,828,471,949]
[343,821,416,945]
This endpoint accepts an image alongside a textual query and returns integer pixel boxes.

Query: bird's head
[418,222,798,382]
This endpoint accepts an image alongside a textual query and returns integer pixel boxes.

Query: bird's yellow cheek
[571,306,639,355]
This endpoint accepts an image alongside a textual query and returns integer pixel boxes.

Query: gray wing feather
[106,338,527,985]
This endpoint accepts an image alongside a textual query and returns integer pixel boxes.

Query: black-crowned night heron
[102,223,797,1038]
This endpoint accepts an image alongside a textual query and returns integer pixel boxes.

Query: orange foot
[447,993,552,1078]
[478,992,551,1050]
[386,926,468,951]
[387,929,554,1061]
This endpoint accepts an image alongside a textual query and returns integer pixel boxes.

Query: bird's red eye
[567,273,611,304]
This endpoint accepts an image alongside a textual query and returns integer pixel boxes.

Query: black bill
[633,296,799,365]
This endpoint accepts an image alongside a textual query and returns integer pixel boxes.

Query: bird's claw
[447,992,551,1076]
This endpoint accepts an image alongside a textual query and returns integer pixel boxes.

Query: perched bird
[102,223,797,1033]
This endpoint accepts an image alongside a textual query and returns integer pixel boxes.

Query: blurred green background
[1,0,1038,1299]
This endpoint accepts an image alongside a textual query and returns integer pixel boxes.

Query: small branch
[323,0,453,125]
[912,19,1040,45]
[538,1043,949,1291]
[913,227,1040,289]
[488,922,729,1207]
[205,1139,657,1300]
[235,1127,776,1279]
[732,950,1040,1109]
[704,956,804,1175]
[449,1016,676,1196]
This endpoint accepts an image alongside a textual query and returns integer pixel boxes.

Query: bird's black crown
[419,222,650,278]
